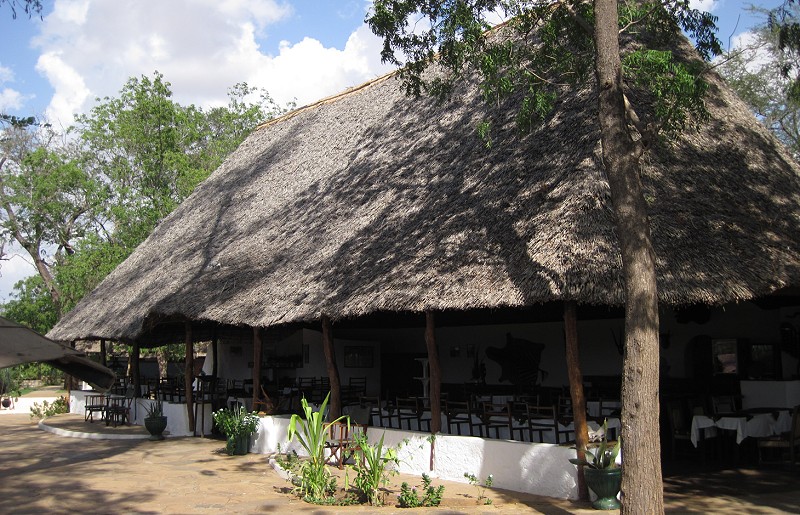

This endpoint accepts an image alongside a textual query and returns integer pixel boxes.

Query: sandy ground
[0,413,598,514]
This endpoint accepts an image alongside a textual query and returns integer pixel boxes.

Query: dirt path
[0,414,595,514]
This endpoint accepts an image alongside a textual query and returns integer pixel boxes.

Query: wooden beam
[564,300,589,501]
[100,339,107,367]
[424,310,442,434]
[322,315,342,419]
[211,327,218,378]
[184,322,195,434]
[252,326,262,411]
[131,341,141,398]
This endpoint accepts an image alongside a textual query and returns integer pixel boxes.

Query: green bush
[30,397,69,420]
[398,473,444,508]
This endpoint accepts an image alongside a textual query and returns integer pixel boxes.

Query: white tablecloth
[691,410,790,447]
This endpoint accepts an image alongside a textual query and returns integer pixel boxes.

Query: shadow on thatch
[47,36,800,344]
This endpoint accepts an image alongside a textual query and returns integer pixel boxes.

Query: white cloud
[690,0,718,12]
[0,64,13,83]
[29,0,393,125]
[35,51,90,126]
[251,24,395,107]
[0,64,30,111]
[0,253,36,302]
[0,88,25,111]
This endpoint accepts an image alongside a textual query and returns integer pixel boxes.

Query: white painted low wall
[70,390,213,437]
[365,428,580,500]
[248,413,581,501]
[0,396,62,414]
[250,414,306,455]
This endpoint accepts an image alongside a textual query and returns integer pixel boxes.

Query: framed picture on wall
[344,346,373,368]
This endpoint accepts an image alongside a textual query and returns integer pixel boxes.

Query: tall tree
[368,1,720,512]
[0,125,100,315]
[769,0,800,102]
[3,72,291,331]
[719,6,800,157]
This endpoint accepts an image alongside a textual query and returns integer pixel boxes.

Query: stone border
[38,418,151,440]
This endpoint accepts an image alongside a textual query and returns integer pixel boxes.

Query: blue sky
[0,0,786,300]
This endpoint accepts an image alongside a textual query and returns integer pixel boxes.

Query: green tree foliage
[367,2,720,512]
[0,125,100,314]
[2,71,291,332]
[769,0,800,101]
[719,5,800,156]
[1,275,58,334]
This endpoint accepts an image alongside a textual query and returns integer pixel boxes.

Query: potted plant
[141,398,168,440]
[569,420,622,510]
[213,404,261,455]
[0,368,20,409]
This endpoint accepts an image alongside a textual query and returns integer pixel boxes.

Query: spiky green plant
[287,392,348,500]
[351,431,399,505]
[568,419,621,469]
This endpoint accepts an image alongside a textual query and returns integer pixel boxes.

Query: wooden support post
[564,300,589,501]
[100,339,107,367]
[184,322,196,434]
[131,341,141,398]
[211,327,218,378]
[252,326,262,411]
[321,315,341,419]
[425,311,442,435]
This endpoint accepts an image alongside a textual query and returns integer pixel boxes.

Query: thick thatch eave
[47,39,800,344]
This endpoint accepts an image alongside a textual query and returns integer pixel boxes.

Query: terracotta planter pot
[584,467,621,510]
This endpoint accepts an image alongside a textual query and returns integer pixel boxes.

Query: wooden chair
[84,394,106,423]
[324,421,366,469]
[711,395,737,415]
[482,402,525,440]
[252,385,275,414]
[359,396,388,427]
[445,400,484,437]
[105,387,135,427]
[395,397,430,431]
[666,400,695,460]
[757,405,800,466]
[524,404,561,443]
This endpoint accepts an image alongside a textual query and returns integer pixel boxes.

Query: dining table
[690,409,792,447]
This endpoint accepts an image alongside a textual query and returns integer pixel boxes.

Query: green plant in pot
[141,398,168,441]
[213,404,260,455]
[569,420,622,510]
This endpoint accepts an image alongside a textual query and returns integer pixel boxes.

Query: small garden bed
[270,454,509,509]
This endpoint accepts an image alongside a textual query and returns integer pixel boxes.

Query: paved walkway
[1,413,799,513]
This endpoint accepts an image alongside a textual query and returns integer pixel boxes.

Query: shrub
[398,473,444,508]
[29,397,68,419]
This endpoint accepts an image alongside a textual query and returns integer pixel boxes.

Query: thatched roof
[48,39,800,344]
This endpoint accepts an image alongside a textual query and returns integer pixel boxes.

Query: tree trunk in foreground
[564,301,589,501]
[322,315,342,419]
[594,0,663,512]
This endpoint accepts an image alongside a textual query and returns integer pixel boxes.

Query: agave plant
[286,392,348,500]
[568,419,621,469]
